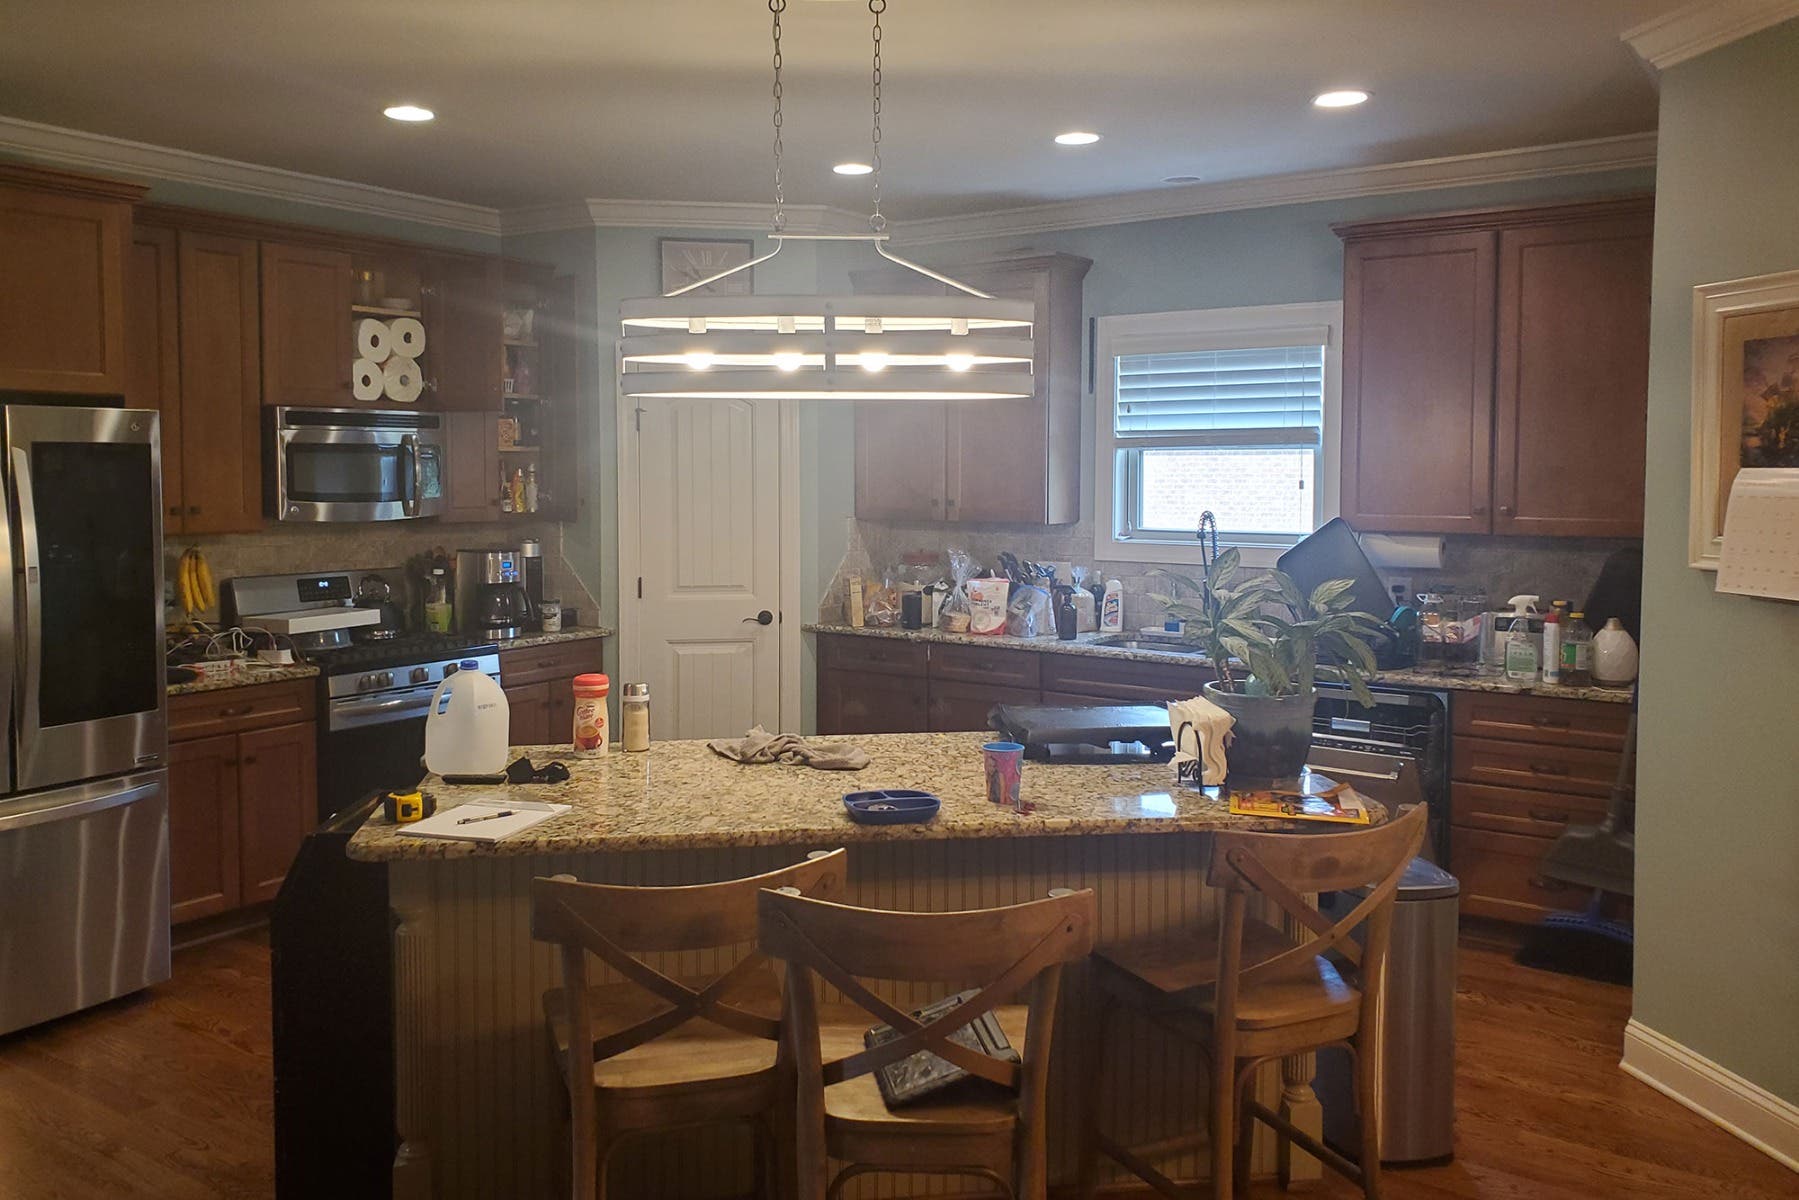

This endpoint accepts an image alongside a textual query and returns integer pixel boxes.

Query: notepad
[398,797,571,843]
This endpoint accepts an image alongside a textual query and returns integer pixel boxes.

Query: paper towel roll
[1360,533,1444,570]
[382,356,422,404]
[352,358,385,402]
[389,317,426,358]
[355,319,391,363]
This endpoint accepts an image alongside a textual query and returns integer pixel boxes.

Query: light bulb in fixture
[683,351,715,371]
[773,352,804,373]
[833,162,874,175]
[1312,90,1369,109]
[1054,131,1101,146]
[945,354,974,373]
[860,352,889,373]
[383,104,435,122]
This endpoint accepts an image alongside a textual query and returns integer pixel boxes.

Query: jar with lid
[571,674,610,754]
[1417,593,1446,673]
[621,683,651,752]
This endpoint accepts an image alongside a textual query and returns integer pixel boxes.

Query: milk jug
[424,661,510,777]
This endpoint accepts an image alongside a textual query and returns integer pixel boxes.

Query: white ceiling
[0,1,1683,220]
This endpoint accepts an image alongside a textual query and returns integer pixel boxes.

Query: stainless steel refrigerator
[0,405,169,1036]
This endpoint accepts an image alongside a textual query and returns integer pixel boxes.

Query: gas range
[313,633,501,699]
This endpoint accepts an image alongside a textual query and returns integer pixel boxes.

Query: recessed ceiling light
[1163,175,1203,185]
[1054,131,1102,146]
[383,104,435,122]
[833,162,874,175]
[1312,90,1369,109]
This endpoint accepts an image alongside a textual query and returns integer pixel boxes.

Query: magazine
[863,990,1019,1107]
[1227,777,1373,825]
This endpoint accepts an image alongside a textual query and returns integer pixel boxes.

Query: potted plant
[1151,550,1383,781]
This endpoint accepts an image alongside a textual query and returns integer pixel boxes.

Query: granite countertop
[347,732,1341,862]
[495,626,614,651]
[167,663,320,696]
[166,627,614,696]
[805,623,1634,705]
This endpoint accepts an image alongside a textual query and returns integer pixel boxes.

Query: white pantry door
[631,397,783,739]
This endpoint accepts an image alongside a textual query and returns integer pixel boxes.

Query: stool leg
[1074,994,1112,1199]
[1210,1043,1236,1200]
[1233,1065,1253,1196]
[1355,1036,1383,1200]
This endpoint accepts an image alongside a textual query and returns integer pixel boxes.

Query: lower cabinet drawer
[498,639,607,688]
[1450,828,1589,923]
[1451,735,1621,798]
[927,681,1039,732]
[1450,782,1608,839]
[818,668,928,734]
[816,633,928,680]
[169,679,315,741]
[927,642,1041,689]
[1039,654,1212,703]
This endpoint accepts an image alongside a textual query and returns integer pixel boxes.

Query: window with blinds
[1112,341,1327,544]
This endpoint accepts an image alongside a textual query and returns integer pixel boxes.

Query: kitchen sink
[1092,635,1207,656]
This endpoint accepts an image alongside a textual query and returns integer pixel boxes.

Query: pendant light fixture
[619,0,1034,402]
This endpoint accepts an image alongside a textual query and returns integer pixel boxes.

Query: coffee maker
[455,548,531,641]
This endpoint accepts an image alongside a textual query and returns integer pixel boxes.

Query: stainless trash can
[1317,855,1458,1164]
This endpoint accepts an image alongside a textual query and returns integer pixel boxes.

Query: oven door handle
[401,435,420,517]
[328,691,436,731]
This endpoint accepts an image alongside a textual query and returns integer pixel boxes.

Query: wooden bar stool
[1077,804,1428,1200]
[530,848,847,1200]
[758,887,1096,1200]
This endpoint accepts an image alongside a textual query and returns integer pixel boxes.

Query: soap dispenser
[1503,594,1540,682]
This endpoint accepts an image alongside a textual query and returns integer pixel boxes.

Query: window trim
[1093,301,1343,568]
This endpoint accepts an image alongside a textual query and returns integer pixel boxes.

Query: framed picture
[1690,268,1799,569]
[659,238,755,297]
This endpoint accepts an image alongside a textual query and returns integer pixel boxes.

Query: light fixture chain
[770,0,787,233]
[868,0,885,233]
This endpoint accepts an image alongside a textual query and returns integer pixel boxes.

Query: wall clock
[659,238,755,297]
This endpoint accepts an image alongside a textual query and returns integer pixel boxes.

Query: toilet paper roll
[382,356,423,404]
[389,317,426,358]
[352,358,385,402]
[354,318,392,363]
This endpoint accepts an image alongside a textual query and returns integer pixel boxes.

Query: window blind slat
[1115,345,1324,441]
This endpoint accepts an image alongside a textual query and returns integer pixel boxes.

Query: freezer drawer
[0,771,171,1035]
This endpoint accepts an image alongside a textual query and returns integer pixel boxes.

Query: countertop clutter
[804,623,1634,704]
[164,626,611,696]
[346,731,1318,861]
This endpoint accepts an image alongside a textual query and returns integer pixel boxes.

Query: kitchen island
[348,733,1358,1199]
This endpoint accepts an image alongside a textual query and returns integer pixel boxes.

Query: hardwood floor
[0,928,1790,1199]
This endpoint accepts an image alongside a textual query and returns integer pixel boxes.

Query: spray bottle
[1503,594,1540,682]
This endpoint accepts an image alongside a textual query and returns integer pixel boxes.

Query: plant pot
[1202,681,1315,783]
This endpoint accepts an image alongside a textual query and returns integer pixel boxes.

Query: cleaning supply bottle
[424,662,510,778]
[1503,594,1540,682]
[1542,606,1563,684]
[1099,579,1125,633]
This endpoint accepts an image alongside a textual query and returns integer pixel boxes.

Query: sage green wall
[1632,20,1799,1104]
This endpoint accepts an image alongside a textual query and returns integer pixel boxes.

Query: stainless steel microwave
[267,407,446,522]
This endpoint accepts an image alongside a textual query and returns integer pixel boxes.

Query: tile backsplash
[826,516,1638,631]
[167,519,602,628]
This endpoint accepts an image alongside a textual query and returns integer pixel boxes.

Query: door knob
[743,610,774,626]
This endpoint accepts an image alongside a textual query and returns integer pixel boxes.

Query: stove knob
[410,666,429,685]
[358,674,377,692]
[378,672,395,688]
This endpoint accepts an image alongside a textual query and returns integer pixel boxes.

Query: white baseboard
[1621,1019,1799,1173]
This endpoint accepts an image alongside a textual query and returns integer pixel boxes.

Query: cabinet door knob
[241,755,258,767]
[168,505,181,517]
[187,505,201,515]
[1499,504,1514,516]
[1471,503,1487,516]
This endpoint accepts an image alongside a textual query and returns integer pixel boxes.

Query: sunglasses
[504,757,570,785]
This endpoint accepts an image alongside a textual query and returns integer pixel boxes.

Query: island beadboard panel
[388,835,1314,1200]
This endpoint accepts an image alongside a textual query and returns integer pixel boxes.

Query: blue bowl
[843,789,941,825]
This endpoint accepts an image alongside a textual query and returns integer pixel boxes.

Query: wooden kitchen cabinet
[0,164,145,396]
[927,680,1036,732]
[442,410,502,522]
[168,680,318,924]
[1493,213,1653,537]
[236,722,318,904]
[166,733,242,924]
[260,241,354,406]
[818,666,930,735]
[1336,197,1652,536]
[129,222,265,535]
[850,254,1091,524]
[425,253,504,411]
[504,682,553,745]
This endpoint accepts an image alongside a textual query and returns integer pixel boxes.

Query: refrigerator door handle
[0,436,11,791]
[0,775,161,834]
[10,446,37,781]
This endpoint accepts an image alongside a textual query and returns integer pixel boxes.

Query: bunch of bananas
[176,546,216,623]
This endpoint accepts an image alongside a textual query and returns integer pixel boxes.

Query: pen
[456,810,516,825]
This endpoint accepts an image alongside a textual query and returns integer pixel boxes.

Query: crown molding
[1623,0,1799,69]
[501,198,867,236]
[886,132,1659,245]
[0,115,502,236]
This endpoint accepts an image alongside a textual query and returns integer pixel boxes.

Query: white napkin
[1168,694,1233,786]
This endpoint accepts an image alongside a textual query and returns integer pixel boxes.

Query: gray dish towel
[707,726,871,771]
